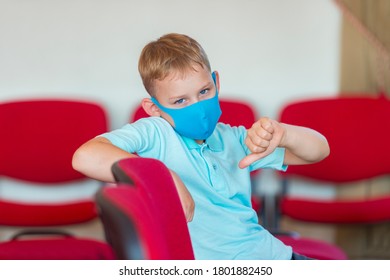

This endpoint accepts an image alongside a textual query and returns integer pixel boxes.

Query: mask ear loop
[211,71,219,96]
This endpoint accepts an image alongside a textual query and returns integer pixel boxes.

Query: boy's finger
[260,118,274,133]
[245,137,267,153]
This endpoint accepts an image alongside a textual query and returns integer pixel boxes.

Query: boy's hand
[239,117,285,169]
[170,170,195,222]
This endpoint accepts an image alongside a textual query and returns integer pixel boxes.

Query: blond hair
[138,33,211,96]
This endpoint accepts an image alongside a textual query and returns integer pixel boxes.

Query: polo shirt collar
[181,131,223,152]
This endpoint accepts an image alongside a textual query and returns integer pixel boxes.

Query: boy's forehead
[165,63,206,80]
[161,65,210,83]
[164,70,191,81]
[154,66,212,97]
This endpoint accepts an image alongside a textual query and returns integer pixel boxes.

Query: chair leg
[262,192,300,237]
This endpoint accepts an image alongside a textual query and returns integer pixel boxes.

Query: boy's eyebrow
[168,94,188,101]
[168,81,214,101]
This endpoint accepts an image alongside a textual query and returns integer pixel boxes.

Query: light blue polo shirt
[100,117,292,260]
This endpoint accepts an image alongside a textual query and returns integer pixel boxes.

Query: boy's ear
[141,98,161,117]
[213,71,221,94]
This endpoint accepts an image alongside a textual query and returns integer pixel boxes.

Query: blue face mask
[151,72,222,140]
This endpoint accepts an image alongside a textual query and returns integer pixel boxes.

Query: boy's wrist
[277,123,289,148]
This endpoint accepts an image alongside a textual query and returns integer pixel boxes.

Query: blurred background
[0,0,389,259]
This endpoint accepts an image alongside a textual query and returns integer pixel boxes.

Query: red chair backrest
[278,95,390,182]
[0,99,108,183]
[219,99,257,128]
[112,157,195,259]
[96,185,170,260]
[0,99,109,226]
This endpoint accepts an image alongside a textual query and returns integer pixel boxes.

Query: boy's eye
[174,98,185,105]
[200,89,209,95]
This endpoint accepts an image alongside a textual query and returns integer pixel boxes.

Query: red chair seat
[281,196,390,224]
[277,235,347,260]
[0,199,97,226]
[0,238,115,260]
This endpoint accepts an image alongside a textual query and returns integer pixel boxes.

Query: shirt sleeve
[249,147,287,172]
[98,117,166,154]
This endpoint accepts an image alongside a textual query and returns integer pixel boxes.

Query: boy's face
[152,64,218,127]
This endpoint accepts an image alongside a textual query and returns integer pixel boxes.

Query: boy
[72,33,330,260]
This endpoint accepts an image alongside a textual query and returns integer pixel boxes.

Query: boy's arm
[72,136,194,222]
[239,117,330,169]
[72,136,136,183]
[170,170,195,222]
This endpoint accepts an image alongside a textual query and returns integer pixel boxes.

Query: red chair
[109,158,195,259]
[274,94,390,259]
[96,184,171,259]
[276,94,390,225]
[0,99,115,259]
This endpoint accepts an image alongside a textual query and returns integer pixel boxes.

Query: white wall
[0,0,341,200]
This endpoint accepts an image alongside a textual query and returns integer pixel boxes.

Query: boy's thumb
[238,153,265,169]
